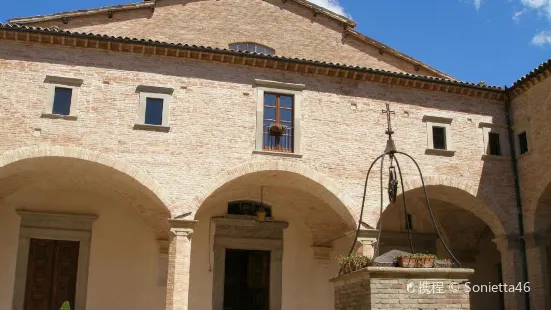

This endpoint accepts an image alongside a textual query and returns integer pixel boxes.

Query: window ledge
[482,155,510,161]
[425,149,456,157]
[253,150,303,158]
[41,113,77,121]
[133,123,170,132]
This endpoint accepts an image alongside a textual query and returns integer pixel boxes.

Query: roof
[8,0,355,26]
[0,22,505,101]
[509,59,551,98]
[8,1,155,24]
[7,0,454,80]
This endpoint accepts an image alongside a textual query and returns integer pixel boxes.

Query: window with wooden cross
[263,93,294,153]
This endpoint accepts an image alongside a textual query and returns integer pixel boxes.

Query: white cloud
[519,0,551,19]
[308,0,350,18]
[513,9,527,22]
[474,0,483,10]
[532,30,551,45]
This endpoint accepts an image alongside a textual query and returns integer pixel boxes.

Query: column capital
[168,219,197,237]
[492,234,522,252]
[524,233,550,249]
[157,239,171,255]
[346,227,379,242]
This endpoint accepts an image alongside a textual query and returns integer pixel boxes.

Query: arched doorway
[378,184,505,310]
[0,147,172,310]
[187,165,356,310]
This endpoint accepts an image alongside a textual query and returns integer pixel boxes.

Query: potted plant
[434,258,453,268]
[268,123,287,136]
[397,253,436,268]
[60,301,71,310]
[337,253,372,274]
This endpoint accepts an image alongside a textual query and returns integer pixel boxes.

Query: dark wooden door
[223,249,270,310]
[24,239,80,310]
[247,251,270,310]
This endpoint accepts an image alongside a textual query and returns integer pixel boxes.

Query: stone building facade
[0,1,549,310]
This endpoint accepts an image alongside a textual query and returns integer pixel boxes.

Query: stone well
[331,267,475,310]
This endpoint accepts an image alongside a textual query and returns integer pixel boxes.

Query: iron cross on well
[382,103,395,139]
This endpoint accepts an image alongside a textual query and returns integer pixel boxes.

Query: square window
[432,126,446,150]
[144,98,164,125]
[52,87,73,116]
[488,132,501,156]
[518,132,528,155]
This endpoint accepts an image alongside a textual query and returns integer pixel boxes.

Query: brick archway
[401,175,506,236]
[0,146,181,222]
[525,168,551,234]
[186,160,357,227]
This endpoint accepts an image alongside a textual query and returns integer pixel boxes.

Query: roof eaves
[510,59,551,90]
[290,0,356,27]
[345,28,455,80]
[0,23,504,95]
[8,2,154,24]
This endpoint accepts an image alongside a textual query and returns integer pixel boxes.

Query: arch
[187,160,357,227]
[402,175,506,236]
[0,145,179,216]
[527,168,551,233]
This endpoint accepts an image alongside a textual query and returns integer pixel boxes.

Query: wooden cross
[381,103,395,139]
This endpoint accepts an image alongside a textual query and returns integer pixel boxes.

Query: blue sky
[1,0,550,86]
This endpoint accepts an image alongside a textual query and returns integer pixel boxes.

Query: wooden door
[223,249,270,310]
[247,251,270,310]
[24,239,80,310]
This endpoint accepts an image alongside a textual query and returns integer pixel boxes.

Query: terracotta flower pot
[398,256,435,268]
[398,257,417,268]
[417,257,435,268]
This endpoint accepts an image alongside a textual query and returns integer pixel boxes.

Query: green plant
[59,301,71,310]
[396,253,437,259]
[268,123,288,136]
[337,253,372,274]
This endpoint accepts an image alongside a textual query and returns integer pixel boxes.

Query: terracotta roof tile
[510,59,551,90]
[0,22,504,93]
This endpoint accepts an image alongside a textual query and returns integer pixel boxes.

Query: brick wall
[333,268,473,310]
[0,39,516,233]
[26,0,440,77]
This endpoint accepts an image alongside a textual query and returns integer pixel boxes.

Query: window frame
[229,42,275,55]
[262,92,295,153]
[43,75,83,120]
[254,79,304,157]
[512,122,531,157]
[135,85,174,132]
[480,123,510,159]
[422,115,455,156]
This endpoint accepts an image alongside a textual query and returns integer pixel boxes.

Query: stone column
[525,233,551,310]
[346,228,379,259]
[165,219,197,310]
[493,235,528,310]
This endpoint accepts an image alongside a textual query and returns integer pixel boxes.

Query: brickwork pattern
[0,41,516,235]
[27,0,439,77]
[333,269,472,310]
[511,76,551,310]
